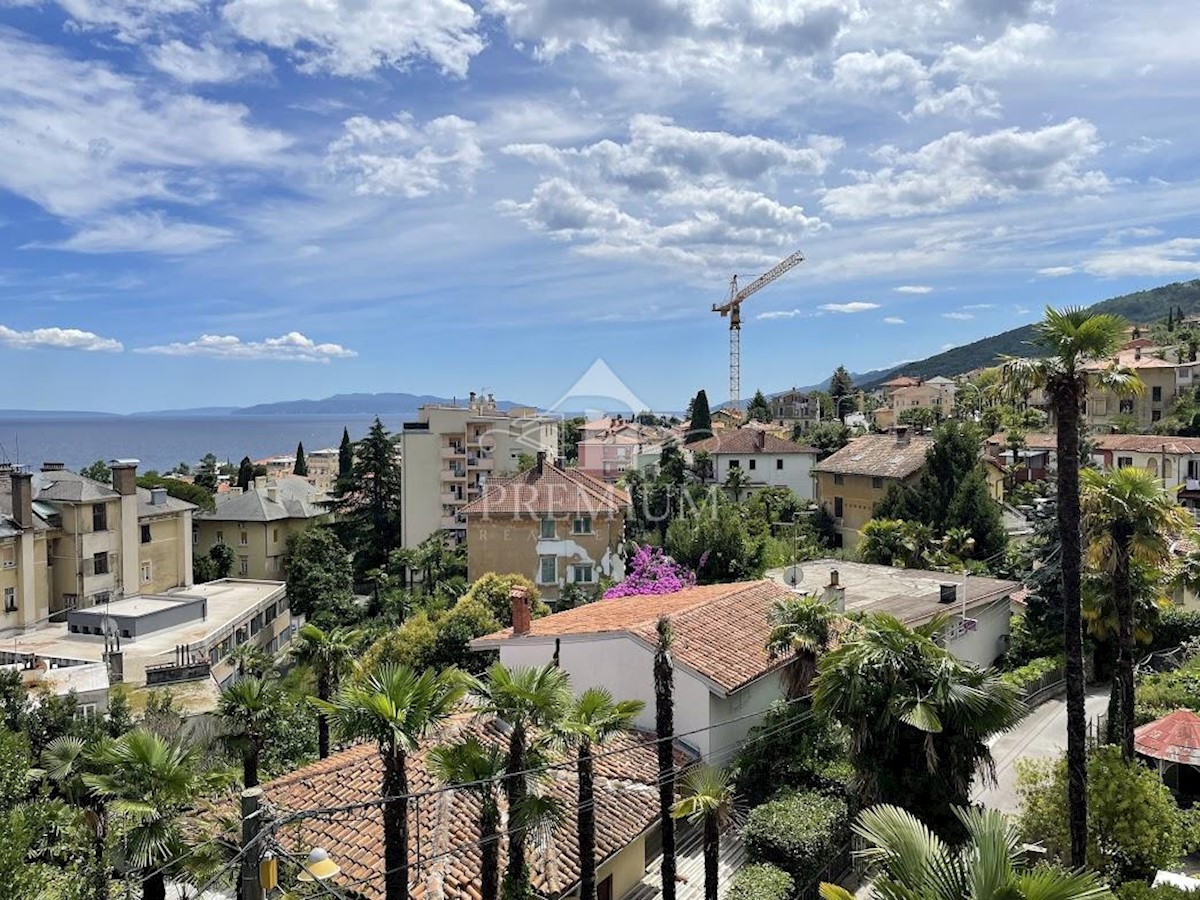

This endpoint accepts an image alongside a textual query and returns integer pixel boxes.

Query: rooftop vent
[939,583,958,604]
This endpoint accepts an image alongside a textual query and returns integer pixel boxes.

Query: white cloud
[820,301,879,313]
[26,0,203,42]
[934,23,1054,78]
[222,0,484,77]
[1080,237,1200,277]
[1126,136,1172,154]
[911,83,1001,119]
[757,308,809,320]
[1037,266,1076,277]
[894,285,933,294]
[29,212,235,254]
[832,50,928,95]
[942,311,974,320]
[0,324,122,352]
[883,316,906,324]
[137,332,357,363]
[941,342,956,350]
[326,113,483,198]
[821,118,1107,220]
[147,40,271,84]
[961,303,995,309]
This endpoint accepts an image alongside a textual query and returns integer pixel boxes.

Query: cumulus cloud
[934,23,1054,78]
[0,324,123,352]
[894,285,933,294]
[821,301,879,313]
[326,113,483,197]
[25,0,204,42]
[147,40,271,84]
[137,332,358,363]
[832,50,928,95]
[222,0,484,77]
[883,316,906,324]
[1079,238,1200,277]
[1126,136,1172,154]
[821,118,1107,219]
[30,212,235,254]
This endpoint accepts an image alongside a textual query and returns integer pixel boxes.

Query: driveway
[973,687,1110,813]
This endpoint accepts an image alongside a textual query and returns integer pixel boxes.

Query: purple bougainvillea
[603,545,696,598]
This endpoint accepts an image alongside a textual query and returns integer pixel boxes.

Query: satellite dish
[784,565,804,589]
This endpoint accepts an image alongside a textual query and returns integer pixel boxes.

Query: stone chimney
[110,460,138,496]
[266,486,278,503]
[41,462,65,472]
[150,487,168,506]
[10,470,32,530]
[756,429,766,451]
[254,475,267,491]
[895,425,911,446]
[822,568,845,612]
[510,586,532,636]
[535,451,546,475]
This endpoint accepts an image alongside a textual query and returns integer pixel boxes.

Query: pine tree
[236,456,255,492]
[829,366,856,420]
[334,418,402,575]
[687,390,712,443]
[293,441,308,477]
[338,427,353,490]
[747,389,771,423]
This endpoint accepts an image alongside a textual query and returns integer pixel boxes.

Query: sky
[2,0,1199,413]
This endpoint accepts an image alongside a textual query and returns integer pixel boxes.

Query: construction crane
[711,249,805,411]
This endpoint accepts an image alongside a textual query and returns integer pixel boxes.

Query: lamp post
[296,847,342,884]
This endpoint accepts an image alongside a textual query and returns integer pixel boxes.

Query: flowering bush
[602,545,695,598]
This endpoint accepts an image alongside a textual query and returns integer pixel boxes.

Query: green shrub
[1135,654,1200,725]
[734,701,847,805]
[1001,655,1064,690]
[743,790,848,886]
[726,863,795,900]
[1116,882,1197,900]
[1151,609,1200,651]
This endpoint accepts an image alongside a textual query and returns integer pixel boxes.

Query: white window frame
[571,515,592,535]
[572,564,595,584]
[140,561,152,584]
[239,556,249,576]
[239,531,249,546]
[3,587,15,613]
[538,555,557,585]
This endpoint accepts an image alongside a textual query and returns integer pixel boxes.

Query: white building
[686,428,819,500]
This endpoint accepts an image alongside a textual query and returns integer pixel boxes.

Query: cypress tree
[294,441,308,477]
[236,456,255,492]
[687,390,712,443]
[338,427,353,479]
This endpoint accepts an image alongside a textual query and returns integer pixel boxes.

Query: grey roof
[0,479,52,533]
[136,485,196,517]
[33,469,120,503]
[197,476,326,523]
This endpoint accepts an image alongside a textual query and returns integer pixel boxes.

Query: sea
[0,415,410,473]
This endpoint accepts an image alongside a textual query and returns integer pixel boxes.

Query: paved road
[973,687,1111,813]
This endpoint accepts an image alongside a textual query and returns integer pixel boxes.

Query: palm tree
[472,663,572,900]
[1082,466,1188,759]
[225,643,276,679]
[654,616,677,900]
[319,665,466,900]
[1001,305,1138,863]
[723,466,752,502]
[217,676,280,787]
[428,735,507,900]
[290,623,362,758]
[41,735,110,900]
[819,804,1110,900]
[563,689,645,900]
[765,594,837,699]
[82,729,220,900]
[671,765,734,900]
[813,613,1026,840]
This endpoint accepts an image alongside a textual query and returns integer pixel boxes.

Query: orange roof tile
[475,580,793,694]
[1135,709,1200,765]
[263,717,690,900]
[460,463,630,518]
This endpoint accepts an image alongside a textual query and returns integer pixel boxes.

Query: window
[1119,398,1135,414]
[728,460,740,469]
[3,588,15,613]
[539,518,556,539]
[140,561,152,584]
[748,459,757,471]
[1153,386,1163,402]
[833,497,844,518]
[539,555,557,585]
[1152,409,1163,422]
[1117,456,1133,469]
[0,546,13,569]
[140,524,152,544]
[92,552,109,576]
[239,556,249,576]
[833,474,845,485]
[91,504,107,532]
[239,531,248,546]
[776,459,784,470]
[75,704,97,720]
[573,564,594,584]
[216,530,225,544]
[272,528,280,543]
[872,477,884,489]
[572,515,592,535]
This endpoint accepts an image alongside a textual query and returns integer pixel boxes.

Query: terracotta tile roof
[985,433,1057,451]
[1096,434,1200,454]
[474,580,794,694]
[459,464,630,518]
[688,429,817,456]
[263,716,691,900]
[1135,709,1200,765]
[812,433,932,479]
[882,376,920,388]
[1082,349,1181,370]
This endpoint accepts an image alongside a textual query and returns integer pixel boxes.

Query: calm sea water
[0,415,409,473]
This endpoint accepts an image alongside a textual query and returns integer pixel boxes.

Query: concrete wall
[194,517,324,582]
[711,452,816,500]
[138,511,192,593]
[707,671,786,765]
[943,598,1012,668]
[400,428,442,548]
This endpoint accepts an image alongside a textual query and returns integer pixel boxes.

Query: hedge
[1150,608,1200,652]
[726,863,795,900]
[1000,655,1063,691]
[743,790,849,886]
[1116,882,1197,900]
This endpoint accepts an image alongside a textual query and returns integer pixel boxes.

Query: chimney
[10,470,33,530]
[535,451,546,475]
[41,462,65,472]
[895,426,911,446]
[510,586,532,636]
[469,391,477,407]
[829,568,839,587]
[150,487,168,506]
[1135,347,1142,361]
[254,475,267,491]
[110,460,138,496]
[266,486,278,503]
[756,429,766,451]
[939,583,958,604]
[823,569,845,612]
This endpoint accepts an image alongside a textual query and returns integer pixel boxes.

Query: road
[972,687,1111,812]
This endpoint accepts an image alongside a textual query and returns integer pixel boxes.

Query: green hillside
[859,279,1200,390]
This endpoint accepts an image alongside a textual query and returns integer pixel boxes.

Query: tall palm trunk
[702,814,719,900]
[383,750,410,900]
[317,671,331,760]
[577,738,597,900]
[1113,527,1137,759]
[1055,383,1088,865]
[480,798,500,900]
[654,627,676,900]
[244,747,259,788]
[89,811,108,900]
[503,724,529,898]
[143,871,166,900]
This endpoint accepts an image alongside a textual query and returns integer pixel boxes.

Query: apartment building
[812,428,933,549]
[461,452,628,602]
[686,427,819,500]
[258,446,339,496]
[873,376,957,429]
[577,419,668,484]
[399,392,559,547]
[0,461,195,627]
[768,388,821,430]
[193,475,331,580]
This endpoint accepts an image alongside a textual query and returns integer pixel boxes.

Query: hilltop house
[686,428,819,500]
[768,388,821,431]
[812,428,933,549]
[460,452,629,602]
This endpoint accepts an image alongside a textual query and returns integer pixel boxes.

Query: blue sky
[2,0,1199,413]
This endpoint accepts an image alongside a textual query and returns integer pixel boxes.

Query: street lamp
[296,847,341,883]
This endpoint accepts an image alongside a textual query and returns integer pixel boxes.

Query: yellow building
[811,429,933,550]
[461,453,628,602]
[873,376,957,429]
[193,476,332,581]
[1047,347,1200,433]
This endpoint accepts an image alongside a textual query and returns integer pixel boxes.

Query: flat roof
[71,595,202,619]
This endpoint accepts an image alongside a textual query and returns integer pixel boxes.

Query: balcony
[441,446,465,459]
[444,468,467,480]
[440,492,465,504]
[440,515,466,530]
[467,456,495,470]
